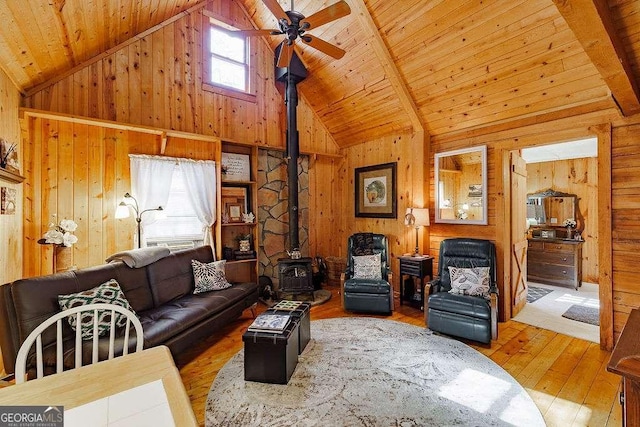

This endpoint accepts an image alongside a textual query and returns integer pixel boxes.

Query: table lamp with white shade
[404,207,430,256]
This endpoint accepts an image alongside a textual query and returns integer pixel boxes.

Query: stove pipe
[286,71,300,252]
[276,48,307,254]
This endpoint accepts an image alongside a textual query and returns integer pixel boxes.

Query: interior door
[511,151,528,316]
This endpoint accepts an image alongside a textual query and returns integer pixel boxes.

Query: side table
[399,255,433,310]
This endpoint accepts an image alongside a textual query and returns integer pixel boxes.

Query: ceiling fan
[237,0,351,68]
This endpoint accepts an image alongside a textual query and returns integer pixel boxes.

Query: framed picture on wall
[0,187,16,215]
[354,162,397,218]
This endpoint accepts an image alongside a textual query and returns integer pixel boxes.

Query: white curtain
[177,158,217,252]
[129,154,175,247]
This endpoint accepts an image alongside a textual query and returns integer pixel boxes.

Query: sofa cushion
[57,279,136,339]
[74,262,154,313]
[138,282,257,346]
[146,246,214,306]
[191,260,231,294]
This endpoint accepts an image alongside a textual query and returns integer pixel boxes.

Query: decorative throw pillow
[191,259,232,294]
[352,253,382,280]
[58,279,136,339]
[448,266,490,297]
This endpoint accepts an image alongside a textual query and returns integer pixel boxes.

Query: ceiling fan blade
[277,41,295,68]
[301,35,345,60]
[301,1,351,30]
[235,29,280,37]
[263,0,289,22]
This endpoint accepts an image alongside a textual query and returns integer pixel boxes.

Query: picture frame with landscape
[354,162,397,218]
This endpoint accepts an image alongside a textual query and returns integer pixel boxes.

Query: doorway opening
[510,137,600,343]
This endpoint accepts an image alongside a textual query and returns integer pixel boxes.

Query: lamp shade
[115,202,130,219]
[411,208,430,227]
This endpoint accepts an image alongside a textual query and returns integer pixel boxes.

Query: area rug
[527,285,553,303]
[513,282,600,343]
[205,318,545,426]
[562,304,600,325]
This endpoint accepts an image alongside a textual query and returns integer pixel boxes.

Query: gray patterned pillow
[58,279,135,339]
[352,253,382,280]
[448,266,490,297]
[191,259,232,294]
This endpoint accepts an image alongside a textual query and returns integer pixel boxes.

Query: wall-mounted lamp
[404,207,430,256]
[115,192,163,248]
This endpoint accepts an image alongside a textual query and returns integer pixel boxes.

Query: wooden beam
[553,0,640,117]
[20,108,220,143]
[350,0,424,134]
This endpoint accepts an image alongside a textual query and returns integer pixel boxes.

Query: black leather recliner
[340,233,393,314]
[425,238,498,344]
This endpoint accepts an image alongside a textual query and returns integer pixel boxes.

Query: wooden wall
[0,68,21,376]
[22,1,339,157]
[22,114,219,278]
[527,157,599,283]
[336,130,429,294]
[429,108,625,349]
[611,124,640,340]
[0,70,22,287]
[19,0,340,276]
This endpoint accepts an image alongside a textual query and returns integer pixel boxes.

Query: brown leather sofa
[0,245,259,375]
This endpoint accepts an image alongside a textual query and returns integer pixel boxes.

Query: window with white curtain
[145,165,203,248]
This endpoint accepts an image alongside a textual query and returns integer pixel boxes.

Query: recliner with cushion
[425,238,498,344]
[340,233,393,314]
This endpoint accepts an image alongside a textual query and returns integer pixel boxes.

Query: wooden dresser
[608,308,640,427]
[527,238,583,289]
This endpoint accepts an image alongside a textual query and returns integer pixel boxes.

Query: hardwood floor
[176,285,622,426]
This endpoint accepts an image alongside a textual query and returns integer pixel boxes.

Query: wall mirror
[435,145,488,225]
[526,189,580,229]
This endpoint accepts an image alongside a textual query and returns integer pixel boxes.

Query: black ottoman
[242,319,299,384]
[265,301,310,354]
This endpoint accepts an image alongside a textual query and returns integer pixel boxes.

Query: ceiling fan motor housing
[283,10,306,42]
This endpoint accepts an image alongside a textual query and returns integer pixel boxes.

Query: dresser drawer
[543,242,573,253]
[528,250,574,266]
[528,263,576,280]
[528,240,544,251]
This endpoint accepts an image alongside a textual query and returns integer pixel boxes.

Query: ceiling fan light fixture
[244,0,351,67]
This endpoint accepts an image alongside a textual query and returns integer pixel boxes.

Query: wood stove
[278,257,314,298]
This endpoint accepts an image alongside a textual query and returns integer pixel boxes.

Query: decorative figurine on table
[563,218,576,239]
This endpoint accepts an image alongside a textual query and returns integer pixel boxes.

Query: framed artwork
[1,187,16,215]
[227,203,243,222]
[221,152,251,182]
[354,162,397,218]
[221,186,248,213]
[468,184,483,198]
[0,139,19,173]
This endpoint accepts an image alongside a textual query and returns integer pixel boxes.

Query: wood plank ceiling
[1,0,639,147]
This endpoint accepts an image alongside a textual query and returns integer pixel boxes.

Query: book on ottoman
[247,313,291,333]
[266,301,310,354]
